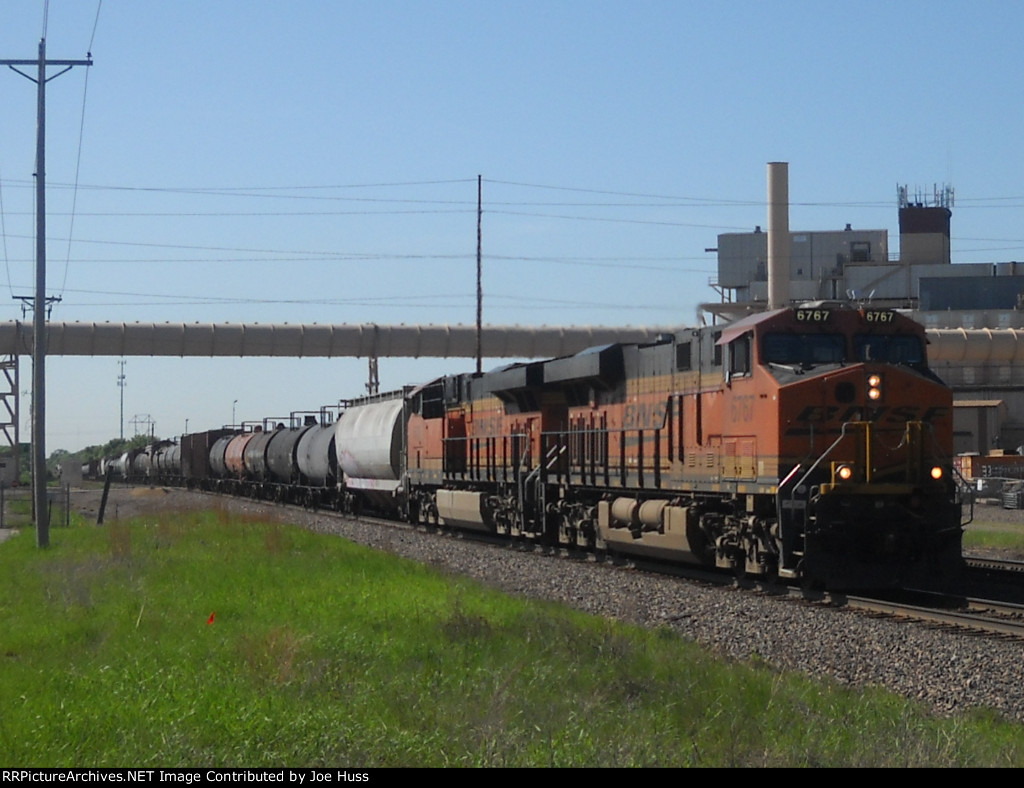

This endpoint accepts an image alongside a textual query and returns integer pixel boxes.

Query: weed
[238,626,311,687]
[107,521,132,560]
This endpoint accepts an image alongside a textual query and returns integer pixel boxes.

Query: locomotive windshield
[762,331,925,368]
[853,334,924,365]
[762,333,845,366]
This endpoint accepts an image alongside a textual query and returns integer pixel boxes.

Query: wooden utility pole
[0,39,92,547]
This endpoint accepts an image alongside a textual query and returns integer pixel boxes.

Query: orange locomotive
[406,303,966,589]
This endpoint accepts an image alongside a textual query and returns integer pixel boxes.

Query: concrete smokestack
[767,162,791,310]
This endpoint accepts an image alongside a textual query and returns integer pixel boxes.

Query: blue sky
[1,1,1023,451]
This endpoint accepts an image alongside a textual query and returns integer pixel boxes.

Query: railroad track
[965,555,1024,574]
[845,591,1024,641]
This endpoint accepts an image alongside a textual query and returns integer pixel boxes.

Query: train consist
[103,303,968,590]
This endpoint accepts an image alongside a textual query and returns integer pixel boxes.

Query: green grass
[963,514,1024,555]
[2,507,1024,767]
[963,528,1024,553]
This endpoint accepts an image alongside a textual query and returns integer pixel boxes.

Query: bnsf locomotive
[111,303,967,590]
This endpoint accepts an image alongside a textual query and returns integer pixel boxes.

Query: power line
[5,172,1024,207]
[0,175,934,206]
[0,162,11,298]
[88,1,104,53]
[59,2,102,301]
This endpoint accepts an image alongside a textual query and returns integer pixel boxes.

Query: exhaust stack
[767,162,791,310]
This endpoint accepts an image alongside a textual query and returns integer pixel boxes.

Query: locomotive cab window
[854,334,924,365]
[762,332,845,367]
[675,341,692,371]
[727,333,751,379]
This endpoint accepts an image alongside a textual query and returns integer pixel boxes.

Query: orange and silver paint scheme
[405,304,965,590]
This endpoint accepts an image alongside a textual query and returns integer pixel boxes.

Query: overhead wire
[44,285,680,314]
[0,230,717,270]
[11,173,1024,210]
[1,173,1018,265]
[0,162,11,297]
[8,141,1021,315]
[58,0,103,300]
[88,0,103,52]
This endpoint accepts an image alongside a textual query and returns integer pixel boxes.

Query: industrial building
[703,183,1024,455]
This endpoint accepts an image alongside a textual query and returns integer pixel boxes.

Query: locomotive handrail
[515,441,533,533]
[774,422,866,578]
[784,422,862,508]
[953,466,975,526]
[523,443,560,487]
[780,419,970,532]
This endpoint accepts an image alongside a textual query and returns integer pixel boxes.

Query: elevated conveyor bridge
[0,321,678,359]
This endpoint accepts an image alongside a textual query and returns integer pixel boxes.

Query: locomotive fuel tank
[597,499,708,564]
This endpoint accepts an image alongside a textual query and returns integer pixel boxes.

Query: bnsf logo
[623,402,667,430]
[786,404,949,434]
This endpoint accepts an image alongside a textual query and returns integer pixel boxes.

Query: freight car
[120,303,967,590]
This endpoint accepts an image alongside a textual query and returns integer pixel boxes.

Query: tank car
[264,419,317,501]
[405,304,966,590]
[223,431,257,492]
[151,441,181,483]
[208,433,237,485]
[193,415,339,505]
[109,451,130,480]
[130,445,155,482]
[294,420,338,507]
[242,423,285,496]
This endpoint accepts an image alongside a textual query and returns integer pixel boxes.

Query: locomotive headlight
[930,466,944,480]
[837,464,854,481]
[867,374,882,401]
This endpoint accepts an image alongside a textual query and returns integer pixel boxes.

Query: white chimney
[767,162,791,310]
